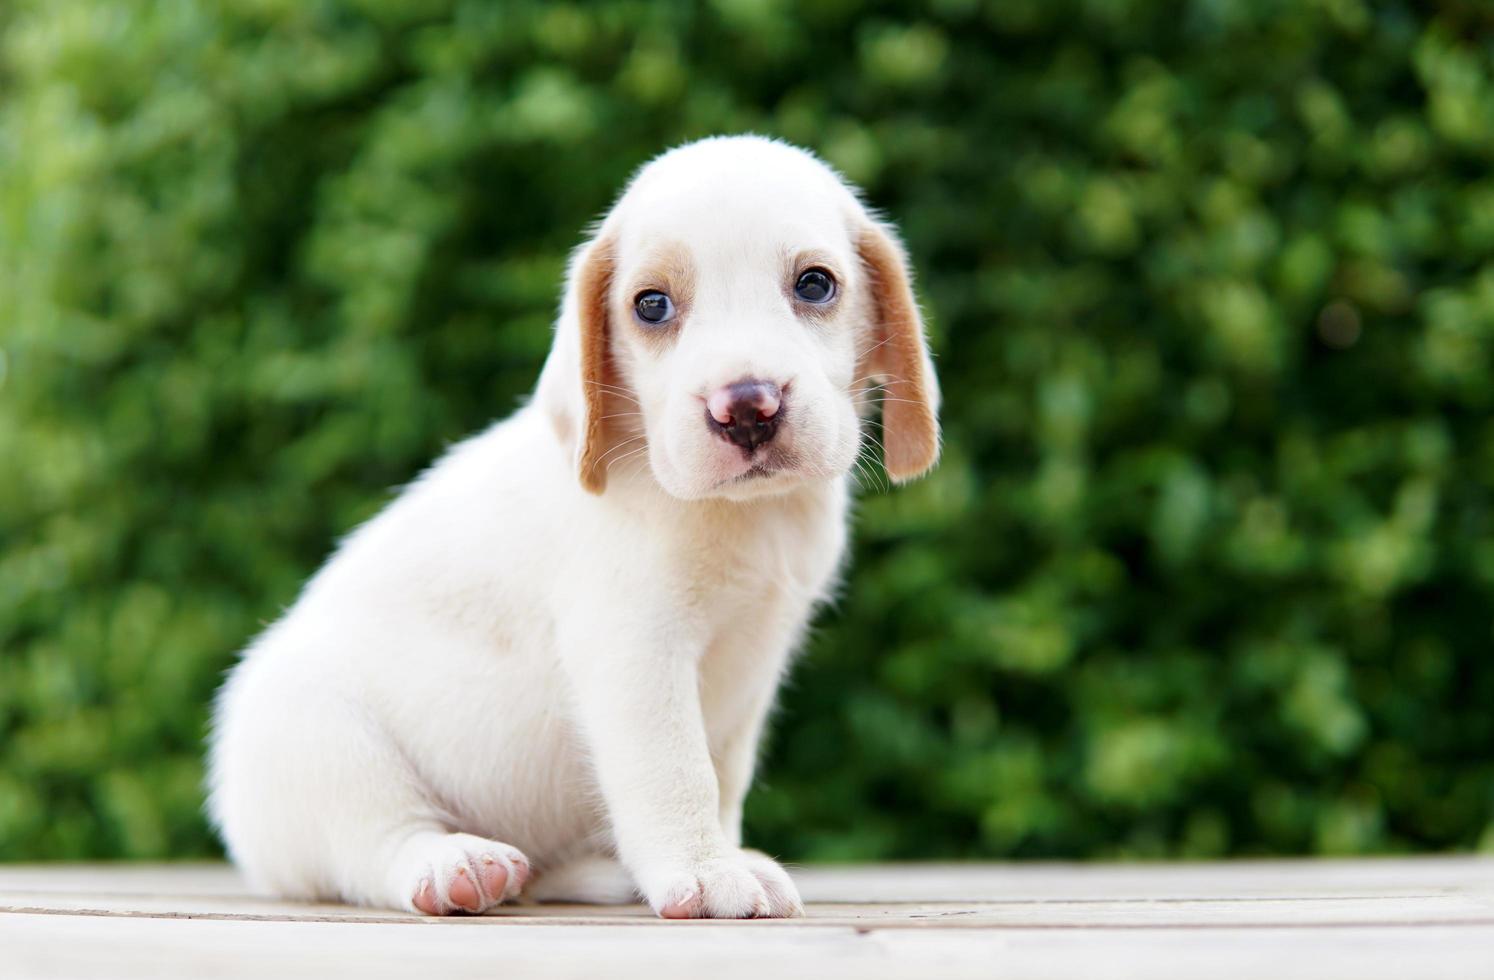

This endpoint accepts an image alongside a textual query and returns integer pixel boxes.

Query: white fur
[207,136,938,918]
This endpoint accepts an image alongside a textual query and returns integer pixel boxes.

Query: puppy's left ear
[538,233,619,494]
[857,219,941,482]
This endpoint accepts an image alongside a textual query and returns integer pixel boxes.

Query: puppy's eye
[634,290,675,325]
[794,268,835,304]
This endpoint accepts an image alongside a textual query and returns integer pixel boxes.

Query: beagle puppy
[209,135,939,918]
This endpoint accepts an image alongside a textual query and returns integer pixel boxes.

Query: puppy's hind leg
[528,854,639,905]
[212,679,530,915]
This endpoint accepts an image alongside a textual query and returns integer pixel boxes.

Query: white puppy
[208,135,939,919]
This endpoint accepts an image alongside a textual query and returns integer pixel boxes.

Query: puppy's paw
[737,848,805,917]
[642,849,803,919]
[395,832,531,915]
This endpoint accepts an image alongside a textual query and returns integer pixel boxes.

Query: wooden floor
[3,859,1492,979]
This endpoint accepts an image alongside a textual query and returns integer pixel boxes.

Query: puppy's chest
[687,507,846,647]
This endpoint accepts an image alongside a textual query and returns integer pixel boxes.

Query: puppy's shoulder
[303,406,565,591]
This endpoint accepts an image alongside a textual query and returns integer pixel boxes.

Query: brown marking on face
[784,248,844,324]
[625,242,697,345]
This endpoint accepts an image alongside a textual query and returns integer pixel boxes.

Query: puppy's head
[539,136,939,501]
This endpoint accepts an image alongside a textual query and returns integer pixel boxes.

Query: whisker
[853,334,896,362]
[852,447,886,494]
[584,381,641,404]
[849,461,870,493]
[605,447,650,474]
[591,435,648,469]
[854,395,927,407]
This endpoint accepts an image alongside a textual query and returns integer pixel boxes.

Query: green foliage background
[3,0,1493,861]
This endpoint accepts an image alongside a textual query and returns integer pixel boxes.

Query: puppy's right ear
[538,234,617,494]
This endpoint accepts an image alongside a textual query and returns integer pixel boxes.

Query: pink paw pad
[406,837,530,916]
[659,885,703,919]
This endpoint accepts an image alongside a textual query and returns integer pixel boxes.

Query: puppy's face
[542,137,939,501]
[606,157,870,500]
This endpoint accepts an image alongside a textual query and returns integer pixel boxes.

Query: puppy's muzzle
[706,379,783,451]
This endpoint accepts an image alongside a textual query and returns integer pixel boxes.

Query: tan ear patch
[576,237,617,494]
[857,223,940,482]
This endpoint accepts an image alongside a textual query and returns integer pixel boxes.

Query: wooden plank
[1,860,1491,980]
[5,855,1491,902]
[4,893,1491,929]
[6,912,1493,980]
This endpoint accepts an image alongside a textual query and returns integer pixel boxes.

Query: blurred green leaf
[3,0,1492,862]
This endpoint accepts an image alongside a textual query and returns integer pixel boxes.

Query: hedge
[2,0,1492,860]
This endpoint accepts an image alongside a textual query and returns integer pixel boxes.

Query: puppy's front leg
[559,620,803,919]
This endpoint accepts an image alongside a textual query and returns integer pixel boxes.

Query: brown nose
[706,379,783,451]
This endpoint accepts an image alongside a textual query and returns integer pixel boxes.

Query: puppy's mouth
[718,447,799,489]
[715,461,774,489]
[738,461,776,481]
